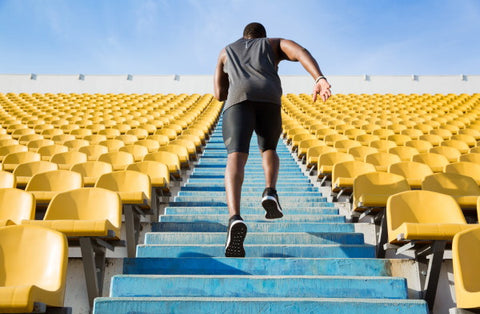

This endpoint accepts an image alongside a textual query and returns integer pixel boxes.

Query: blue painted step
[94,297,429,314]
[158,214,345,223]
[135,244,375,258]
[152,222,354,233]
[164,206,339,215]
[122,257,388,276]
[144,232,364,245]
[109,275,408,299]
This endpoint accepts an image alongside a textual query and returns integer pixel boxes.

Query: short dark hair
[243,22,267,38]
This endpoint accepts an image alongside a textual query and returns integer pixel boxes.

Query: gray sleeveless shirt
[223,37,283,111]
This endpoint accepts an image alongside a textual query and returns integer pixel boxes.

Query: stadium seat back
[0,188,35,225]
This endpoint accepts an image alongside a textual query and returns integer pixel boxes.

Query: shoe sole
[262,196,284,219]
[225,220,247,257]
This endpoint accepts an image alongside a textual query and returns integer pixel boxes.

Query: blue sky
[0,0,479,76]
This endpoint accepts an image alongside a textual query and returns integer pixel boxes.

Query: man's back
[223,37,282,111]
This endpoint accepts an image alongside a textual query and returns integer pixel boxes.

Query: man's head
[243,22,267,39]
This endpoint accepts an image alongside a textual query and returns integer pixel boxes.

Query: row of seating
[0,93,222,312]
[283,93,480,311]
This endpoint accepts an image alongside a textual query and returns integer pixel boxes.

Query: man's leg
[262,149,279,189]
[225,152,249,217]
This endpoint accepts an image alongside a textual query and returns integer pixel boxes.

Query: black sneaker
[262,187,284,219]
[225,215,247,257]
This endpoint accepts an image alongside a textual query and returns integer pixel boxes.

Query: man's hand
[313,78,331,102]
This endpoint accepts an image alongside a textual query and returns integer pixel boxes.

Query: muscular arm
[273,38,332,102]
[213,48,229,101]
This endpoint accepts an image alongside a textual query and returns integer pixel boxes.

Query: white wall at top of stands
[0,74,478,94]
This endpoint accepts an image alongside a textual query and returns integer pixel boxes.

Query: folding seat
[0,188,35,226]
[144,151,182,181]
[305,145,336,171]
[112,123,131,134]
[64,139,89,151]
[18,133,44,146]
[13,160,58,188]
[138,123,157,135]
[388,146,419,162]
[51,134,75,145]
[99,139,125,152]
[37,144,69,161]
[11,128,35,140]
[331,160,376,200]
[98,151,135,171]
[126,128,149,140]
[70,160,113,187]
[22,188,121,307]
[84,134,108,145]
[2,151,41,172]
[346,146,376,162]
[25,170,83,206]
[27,138,55,152]
[459,152,480,163]
[344,128,366,140]
[0,225,68,313]
[155,128,178,141]
[429,128,453,140]
[405,139,434,153]
[401,128,423,140]
[388,161,433,189]
[452,226,480,310]
[79,144,109,161]
[412,152,449,173]
[170,139,198,161]
[353,171,410,215]
[115,134,138,146]
[369,139,397,153]
[422,172,480,212]
[365,152,401,172]
[50,151,88,170]
[40,128,63,140]
[95,170,151,258]
[333,139,361,153]
[445,161,480,186]
[324,133,348,147]
[0,170,16,188]
[291,133,316,153]
[372,128,395,140]
[355,134,380,146]
[459,128,480,140]
[127,160,170,218]
[134,139,161,154]
[98,128,121,139]
[317,151,355,185]
[387,134,411,146]
[0,144,28,163]
[429,146,461,163]
[70,128,93,139]
[386,190,477,309]
[86,123,106,134]
[315,127,337,140]
[119,144,149,162]
[450,134,477,147]
[440,139,470,154]
[387,123,407,134]
[418,134,444,147]
[0,138,19,147]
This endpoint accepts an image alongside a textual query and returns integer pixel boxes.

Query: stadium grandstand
[1,74,480,314]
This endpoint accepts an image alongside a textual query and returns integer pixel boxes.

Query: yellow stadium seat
[27,138,55,152]
[2,151,41,172]
[333,139,361,153]
[422,172,480,211]
[459,152,480,163]
[315,127,336,140]
[51,134,75,145]
[0,144,27,162]
[144,151,181,180]
[441,139,470,154]
[386,190,477,309]
[22,188,121,307]
[331,160,376,198]
[84,134,108,145]
[37,144,68,161]
[13,160,58,188]
[430,128,453,140]
[18,133,43,145]
[98,128,121,139]
[155,128,178,141]
[388,146,419,162]
[98,151,135,171]
[63,139,89,151]
[40,128,63,140]
[0,171,16,189]
[0,188,35,226]
[115,134,138,145]
[355,134,380,146]
[365,152,402,172]
[388,161,433,189]
[50,151,88,170]
[0,225,68,313]
[401,128,423,140]
[372,128,395,140]
[11,128,35,140]
[317,152,354,185]
[387,134,411,146]
[70,128,93,139]
[70,160,113,187]
[79,144,109,161]
[95,170,152,258]
[459,128,480,140]
[158,144,190,169]
[344,128,366,140]
[135,139,161,153]
[452,226,480,309]
[405,139,434,153]
[0,138,19,147]
[126,128,149,140]
[429,146,461,163]
[25,170,83,206]
[450,134,477,147]
[119,144,149,162]
[445,162,480,186]
[412,152,450,173]
[176,134,203,153]
[369,139,397,153]
[347,146,378,162]
[353,171,410,213]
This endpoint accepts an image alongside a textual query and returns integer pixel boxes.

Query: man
[214,22,331,257]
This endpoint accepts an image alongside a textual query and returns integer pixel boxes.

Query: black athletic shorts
[222,101,282,154]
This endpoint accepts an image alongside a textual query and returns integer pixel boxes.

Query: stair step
[123,257,388,276]
[108,275,408,299]
[94,297,428,314]
[158,214,345,223]
[152,222,354,233]
[144,232,363,245]
[136,244,375,258]
[164,206,339,215]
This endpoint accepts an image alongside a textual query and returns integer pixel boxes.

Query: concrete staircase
[94,119,428,313]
